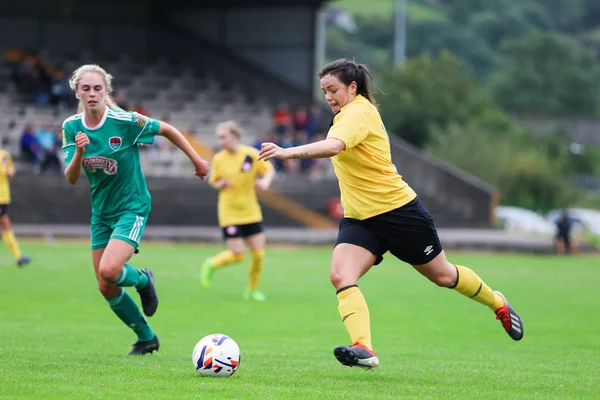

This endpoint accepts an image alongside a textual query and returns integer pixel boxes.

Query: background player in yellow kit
[0,148,31,267]
[200,121,275,301]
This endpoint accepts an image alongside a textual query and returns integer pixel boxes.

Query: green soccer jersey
[61,107,160,218]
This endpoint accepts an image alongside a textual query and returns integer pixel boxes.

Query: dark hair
[318,58,377,106]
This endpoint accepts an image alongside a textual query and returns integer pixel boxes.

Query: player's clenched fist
[75,132,90,152]
[193,158,210,180]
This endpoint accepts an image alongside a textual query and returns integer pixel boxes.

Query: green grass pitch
[0,240,598,399]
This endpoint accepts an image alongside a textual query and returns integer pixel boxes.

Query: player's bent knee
[430,273,456,288]
[330,270,353,289]
[233,252,245,262]
[98,262,122,283]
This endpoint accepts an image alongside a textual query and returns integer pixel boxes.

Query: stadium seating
[0,51,278,177]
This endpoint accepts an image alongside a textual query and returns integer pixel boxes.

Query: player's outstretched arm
[255,168,275,192]
[64,150,84,184]
[157,122,209,180]
[257,138,345,162]
[6,156,15,179]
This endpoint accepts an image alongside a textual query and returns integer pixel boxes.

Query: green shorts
[91,212,149,252]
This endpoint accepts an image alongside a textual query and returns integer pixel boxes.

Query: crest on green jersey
[109,136,122,151]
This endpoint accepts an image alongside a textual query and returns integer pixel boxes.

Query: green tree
[378,51,500,147]
[325,27,390,69]
[490,31,600,117]
[532,0,585,32]
[407,20,499,77]
[581,0,600,30]
[441,0,512,24]
[467,4,553,49]
[427,124,579,212]
[353,14,393,50]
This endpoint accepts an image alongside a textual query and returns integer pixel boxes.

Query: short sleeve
[256,158,273,176]
[326,104,369,149]
[208,156,220,185]
[61,122,76,167]
[131,112,161,145]
[5,153,14,170]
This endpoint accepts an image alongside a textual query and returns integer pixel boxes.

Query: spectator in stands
[307,104,325,139]
[35,123,60,173]
[50,69,74,108]
[294,130,313,173]
[278,131,297,174]
[293,106,310,133]
[31,58,52,106]
[279,131,295,149]
[273,102,291,135]
[20,124,41,174]
[252,132,273,151]
[10,56,29,94]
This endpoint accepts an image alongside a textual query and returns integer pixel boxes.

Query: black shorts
[335,197,442,266]
[222,222,264,240]
[0,204,8,217]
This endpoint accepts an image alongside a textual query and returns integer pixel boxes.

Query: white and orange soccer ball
[192,334,241,377]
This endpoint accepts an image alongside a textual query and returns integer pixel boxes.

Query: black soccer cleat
[17,256,31,268]
[137,268,158,317]
[128,335,160,355]
[494,291,524,341]
[334,343,379,370]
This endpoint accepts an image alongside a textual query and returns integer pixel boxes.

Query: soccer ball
[192,333,241,377]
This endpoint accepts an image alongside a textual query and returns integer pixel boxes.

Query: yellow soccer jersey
[0,149,14,205]
[327,95,416,220]
[209,145,274,227]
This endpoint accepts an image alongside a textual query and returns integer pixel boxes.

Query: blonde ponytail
[106,95,123,111]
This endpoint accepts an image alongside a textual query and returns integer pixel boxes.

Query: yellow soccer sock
[2,230,22,261]
[248,249,265,290]
[337,286,373,350]
[210,250,244,270]
[452,265,504,311]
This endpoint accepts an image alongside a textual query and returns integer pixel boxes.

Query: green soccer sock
[113,264,148,290]
[106,288,155,341]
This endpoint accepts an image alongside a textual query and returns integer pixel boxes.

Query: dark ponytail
[318,58,377,106]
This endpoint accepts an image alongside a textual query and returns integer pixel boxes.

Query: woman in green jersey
[62,64,210,355]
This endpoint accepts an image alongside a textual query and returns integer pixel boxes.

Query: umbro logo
[424,245,433,255]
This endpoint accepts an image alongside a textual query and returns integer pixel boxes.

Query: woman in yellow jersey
[259,59,523,370]
[0,148,31,267]
[201,121,275,301]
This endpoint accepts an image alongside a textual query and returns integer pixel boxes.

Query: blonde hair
[216,120,242,138]
[69,64,122,113]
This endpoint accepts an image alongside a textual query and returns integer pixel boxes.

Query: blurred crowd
[252,102,332,182]
[8,51,75,108]
[4,51,333,181]
[19,123,63,175]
